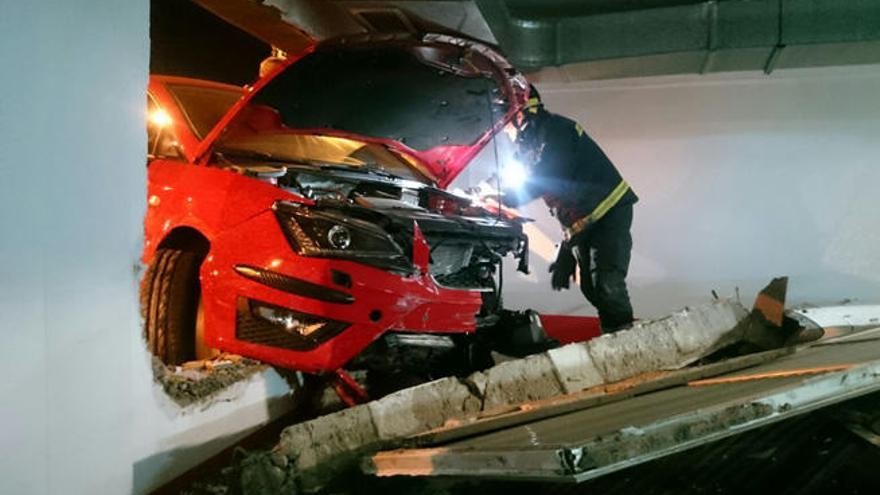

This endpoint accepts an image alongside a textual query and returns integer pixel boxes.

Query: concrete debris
[368,377,483,440]
[266,299,750,492]
[547,343,605,394]
[152,354,266,407]
[479,353,564,410]
[279,403,379,490]
[237,450,299,495]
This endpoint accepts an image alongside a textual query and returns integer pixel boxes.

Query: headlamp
[273,202,412,273]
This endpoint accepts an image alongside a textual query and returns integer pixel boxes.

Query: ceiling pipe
[475,0,880,76]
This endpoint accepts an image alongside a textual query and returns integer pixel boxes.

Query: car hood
[197,33,529,188]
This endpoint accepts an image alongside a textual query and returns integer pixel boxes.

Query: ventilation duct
[475,0,880,77]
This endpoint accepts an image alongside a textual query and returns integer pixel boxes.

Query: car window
[166,84,243,140]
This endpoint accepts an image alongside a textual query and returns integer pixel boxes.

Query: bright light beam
[148,108,172,128]
[501,159,528,190]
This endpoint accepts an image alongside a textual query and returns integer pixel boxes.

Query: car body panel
[201,210,485,372]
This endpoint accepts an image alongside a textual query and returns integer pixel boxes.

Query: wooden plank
[688,364,854,386]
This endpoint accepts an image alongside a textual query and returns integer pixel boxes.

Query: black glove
[549,242,576,290]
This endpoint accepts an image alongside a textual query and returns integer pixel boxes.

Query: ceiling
[193,0,880,80]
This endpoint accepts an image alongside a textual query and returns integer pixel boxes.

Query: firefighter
[500,86,638,333]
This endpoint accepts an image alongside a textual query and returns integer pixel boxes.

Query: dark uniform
[504,110,638,332]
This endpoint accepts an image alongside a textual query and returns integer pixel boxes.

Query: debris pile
[153,353,267,407]
[250,299,751,492]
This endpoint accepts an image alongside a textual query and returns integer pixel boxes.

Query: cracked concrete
[479,353,565,410]
[548,343,605,394]
[267,300,749,492]
[368,377,483,440]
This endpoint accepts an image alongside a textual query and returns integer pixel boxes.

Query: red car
[143,34,535,400]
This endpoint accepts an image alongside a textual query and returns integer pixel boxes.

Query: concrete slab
[661,302,749,363]
[272,300,751,491]
[279,404,377,473]
[586,325,681,383]
[547,343,604,394]
[480,353,565,410]
[368,377,482,440]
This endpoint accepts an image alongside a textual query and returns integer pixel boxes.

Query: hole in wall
[142,0,271,405]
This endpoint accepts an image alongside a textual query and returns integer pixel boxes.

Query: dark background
[150,0,267,85]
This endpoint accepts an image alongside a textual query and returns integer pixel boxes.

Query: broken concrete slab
[547,343,604,394]
[368,377,482,441]
[586,324,682,383]
[279,403,378,478]
[660,301,749,363]
[479,353,565,410]
[556,300,748,387]
[271,299,751,492]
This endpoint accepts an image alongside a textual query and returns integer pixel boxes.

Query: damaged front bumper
[200,207,521,373]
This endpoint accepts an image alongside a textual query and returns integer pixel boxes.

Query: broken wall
[0,1,148,493]
[457,64,880,318]
[0,2,298,493]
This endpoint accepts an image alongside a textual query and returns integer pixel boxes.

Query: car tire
[141,248,202,365]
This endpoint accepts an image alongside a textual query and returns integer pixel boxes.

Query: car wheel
[141,248,202,365]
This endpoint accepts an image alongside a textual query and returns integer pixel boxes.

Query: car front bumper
[200,210,487,373]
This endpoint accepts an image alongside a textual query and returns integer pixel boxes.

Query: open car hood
[197,34,529,188]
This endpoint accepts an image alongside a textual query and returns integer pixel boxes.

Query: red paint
[334,369,370,407]
[540,314,602,344]
[411,222,430,275]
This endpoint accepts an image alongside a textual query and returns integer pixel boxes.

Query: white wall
[464,65,880,318]
[0,3,298,493]
[0,1,149,493]
[131,366,296,494]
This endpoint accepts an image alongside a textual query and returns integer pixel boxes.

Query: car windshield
[166,83,242,139]
[217,131,432,183]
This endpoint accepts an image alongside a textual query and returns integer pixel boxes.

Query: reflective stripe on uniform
[527,97,541,114]
[564,180,630,239]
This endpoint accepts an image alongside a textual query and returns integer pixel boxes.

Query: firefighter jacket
[504,112,638,238]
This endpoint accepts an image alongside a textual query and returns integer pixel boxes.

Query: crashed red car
[142,34,534,393]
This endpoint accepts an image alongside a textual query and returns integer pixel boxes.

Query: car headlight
[274,201,412,273]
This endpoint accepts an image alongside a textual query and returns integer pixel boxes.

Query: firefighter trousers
[571,204,634,333]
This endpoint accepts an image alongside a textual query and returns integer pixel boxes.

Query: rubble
[368,377,483,440]
[478,353,564,410]
[152,354,267,407]
[266,299,751,492]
